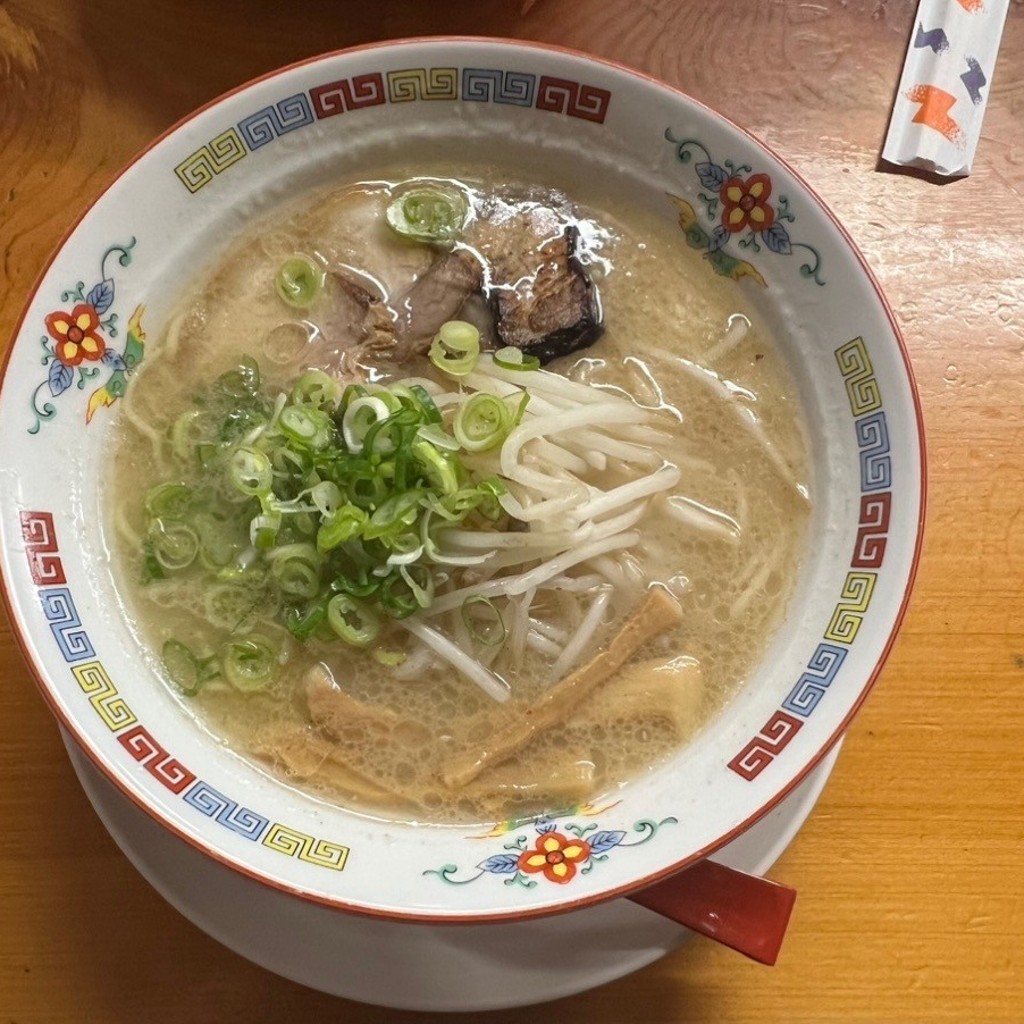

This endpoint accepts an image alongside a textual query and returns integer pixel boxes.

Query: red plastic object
[627,859,797,966]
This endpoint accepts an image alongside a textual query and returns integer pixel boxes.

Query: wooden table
[2,1,1022,1020]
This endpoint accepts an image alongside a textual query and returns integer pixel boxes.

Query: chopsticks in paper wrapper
[882,0,1010,177]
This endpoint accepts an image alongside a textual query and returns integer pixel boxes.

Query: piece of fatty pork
[310,186,603,370]
[487,225,602,364]
[469,202,603,365]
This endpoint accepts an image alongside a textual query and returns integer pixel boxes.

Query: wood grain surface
[2,1,1023,1021]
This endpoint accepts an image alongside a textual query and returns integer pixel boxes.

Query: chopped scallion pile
[141,339,525,690]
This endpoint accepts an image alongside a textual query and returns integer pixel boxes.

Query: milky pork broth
[107,172,811,825]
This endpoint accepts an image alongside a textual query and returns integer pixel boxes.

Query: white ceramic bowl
[0,38,924,924]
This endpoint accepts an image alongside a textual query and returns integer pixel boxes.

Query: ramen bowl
[0,38,924,935]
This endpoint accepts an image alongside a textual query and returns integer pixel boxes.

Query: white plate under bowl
[63,728,842,1011]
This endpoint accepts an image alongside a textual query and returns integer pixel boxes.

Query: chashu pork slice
[469,202,603,365]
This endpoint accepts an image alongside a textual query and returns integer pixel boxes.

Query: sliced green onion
[371,386,404,414]
[429,320,480,377]
[145,482,192,519]
[291,369,340,409]
[140,539,166,583]
[412,440,459,494]
[316,504,368,553]
[342,396,390,453]
[170,409,208,463]
[474,476,508,520]
[264,541,319,566]
[222,635,279,692]
[310,481,343,518]
[148,519,199,572]
[216,357,261,399]
[338,383,369,414]
[346,470,389,509]
[385,533,424,565]
[373,648,407,667]
[196,442,219,468]
[362,407,419,457]
[330,570,380,599]
[379,572,420,619]
[275,255,325,309]
[400,563,434,608]
[267,542,321,599]
[415,423,460,451]
[364,489,424,542]
[219,406,267,445]
[161,639,214,696]
[326,594,380,646]
[385,186,467,244]
[272,445,314,477]
[421,493,462,523]
[229,447,272,497]
[407,384,442,423]
[273,559,319,599]
[140,353,545,653]
[249,511,282,550]
[478,476,508,498]
[279,405,333,450]
[493,346,540,372]
[461,595,506,647]
[191,512,241,568]
[441,485,499,518]
[285,601,327,641]
[507,392,531,429]
[454,393,513,453]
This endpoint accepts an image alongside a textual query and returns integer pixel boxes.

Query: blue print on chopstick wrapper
[40,587,95,663]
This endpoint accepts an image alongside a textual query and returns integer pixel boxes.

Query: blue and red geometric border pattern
[728,336,893,780]
[19,510,348,871]
[174,66,612,193]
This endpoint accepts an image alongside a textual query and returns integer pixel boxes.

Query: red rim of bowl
[0,36,927,925]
